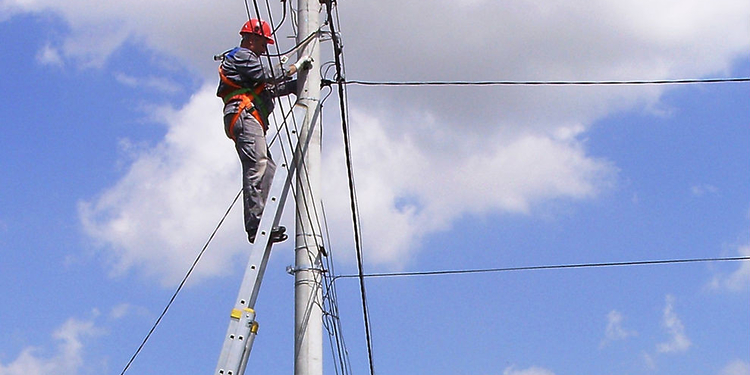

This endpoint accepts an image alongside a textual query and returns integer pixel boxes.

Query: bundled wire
[245,2,354,374]
[323,2,377,375]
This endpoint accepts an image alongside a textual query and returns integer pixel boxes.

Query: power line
[119,189,242,375]
[333,256,750,280]
[324,1,376,375]
[341,77,750,87]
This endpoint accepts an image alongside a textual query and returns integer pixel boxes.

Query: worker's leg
[227,109,276,242]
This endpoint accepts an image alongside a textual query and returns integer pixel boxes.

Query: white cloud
[691,183,719,197]
[114,72,181,94]
[1,0,244,72]
[708,244,750,292]
[340,0,750,130]
[721,360,750,375]
[77,85,614,283]
[35,43,63,66]
[322,108,614,265]
[5,0,742,279]
[600,310,637,347]
[656,295,691,354]
[642,352,657,370]
[108,303,150,320]
[503,365,555,375]
[0,318,101,375]
[3,0,748,85]
[79,84,248,286]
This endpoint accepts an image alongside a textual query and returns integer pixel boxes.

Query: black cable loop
[246,3,331,354]
[248,4,354,375]
[265,30,322,58]
[268,51,331,371]
[239,3,348,375]
[271,0,287,34]
[323,2,376,375]
[320,201,354,375]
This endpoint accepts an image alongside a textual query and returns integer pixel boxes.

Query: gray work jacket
[217,47,297,120]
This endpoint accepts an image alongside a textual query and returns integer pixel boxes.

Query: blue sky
[1,1,749,375]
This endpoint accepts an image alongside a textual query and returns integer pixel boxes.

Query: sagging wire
[247,2,347,368]
[322,1,377,375]
[240,0,327,356]
[320,202,354,375]
[266,29,321,59]
[342,77,750,87]
[118,190,243,375]
[120,1,341,373]
[237,1,352,374]
[264,2,353,372]
[332,256,750,280]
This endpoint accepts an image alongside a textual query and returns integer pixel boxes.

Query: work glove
[293,55,314,71]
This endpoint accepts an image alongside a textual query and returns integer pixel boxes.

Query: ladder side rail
[214,167,292,374]
[214,101,323,375]
[214,127,298,375]
[243,100,324,307]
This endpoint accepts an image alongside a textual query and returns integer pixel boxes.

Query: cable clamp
[286,265,327,275]
[298,96,320,102]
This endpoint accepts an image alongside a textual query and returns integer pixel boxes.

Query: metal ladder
[214,103,320,375]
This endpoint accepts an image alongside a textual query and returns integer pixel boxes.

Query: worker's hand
[296,55,314,71]
[287,55,313,76]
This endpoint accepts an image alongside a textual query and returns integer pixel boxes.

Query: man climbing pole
[217,18,313,243]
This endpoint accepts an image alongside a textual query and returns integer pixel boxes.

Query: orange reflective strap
[218,64,269,140]
[218,66,266,102]
[227,95,267,141]
[218,65,242,91]
[250,108,264,129]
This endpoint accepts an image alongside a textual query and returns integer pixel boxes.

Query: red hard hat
[239,19,275,44]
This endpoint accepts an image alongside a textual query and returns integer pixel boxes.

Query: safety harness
[217,55,270,140]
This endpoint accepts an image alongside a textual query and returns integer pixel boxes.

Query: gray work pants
[224,108,276,242]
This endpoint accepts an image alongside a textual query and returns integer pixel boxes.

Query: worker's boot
[270,226,288,243]
[248,226,287,244]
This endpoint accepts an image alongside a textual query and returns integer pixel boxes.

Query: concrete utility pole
[294,2,323,375]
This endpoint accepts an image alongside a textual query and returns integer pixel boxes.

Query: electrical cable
[250,1,337,363]
[118,189,242,375]
[265,29,321,59]
[320,202,354,375]
[121,2,332,374]
[333,255,750,280]
[243,0,252,20]
[243,0,331,366]
[324,2,376,375]
[342,77,750,86]
[219,4,747,375]
[119,3,302,373]
[271,0,287,34]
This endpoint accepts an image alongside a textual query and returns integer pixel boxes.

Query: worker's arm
[227,48,313,83]
[268,55,313,97]
[268,79,297,97]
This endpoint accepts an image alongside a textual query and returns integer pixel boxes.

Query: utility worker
[217,18,312,243]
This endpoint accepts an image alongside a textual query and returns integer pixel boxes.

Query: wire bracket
[286,265,328,275]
